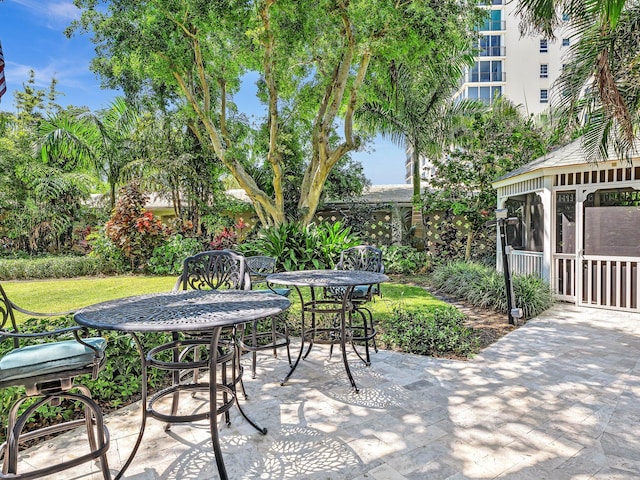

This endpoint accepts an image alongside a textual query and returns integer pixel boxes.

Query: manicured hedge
[0,256,118,280]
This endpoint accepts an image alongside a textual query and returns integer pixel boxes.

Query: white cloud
[9,0,80,26]
[6,59,92,91]
[47,1,81,22]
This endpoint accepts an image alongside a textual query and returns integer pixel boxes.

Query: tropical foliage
[356,44,485,199]
[238,221,360,271]
[39,97,138,209]
[0,73,94,255]
[517,0,640,161]
[104,182,170,270]
[69,0,483,226]
[422,99,550,261]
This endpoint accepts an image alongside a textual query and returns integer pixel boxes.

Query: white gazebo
[492,138,640,312]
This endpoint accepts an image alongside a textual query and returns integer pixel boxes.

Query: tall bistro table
[266,269,389,393]
[74,289,290,480]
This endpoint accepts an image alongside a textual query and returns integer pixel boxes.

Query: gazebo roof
[493,137,640,186]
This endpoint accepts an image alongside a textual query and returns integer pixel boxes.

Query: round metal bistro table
[74,289,290,480]
[266,269,389,393]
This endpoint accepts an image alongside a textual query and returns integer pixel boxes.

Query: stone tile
[10,304,640,480]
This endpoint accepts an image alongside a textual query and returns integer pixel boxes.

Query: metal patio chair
[0,283,110,480]
[156,250,249,429]
[239,255,291,379]
[325,245,384,365]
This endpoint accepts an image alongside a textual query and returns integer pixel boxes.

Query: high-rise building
[405,0,573,183]
[459,0,572,115]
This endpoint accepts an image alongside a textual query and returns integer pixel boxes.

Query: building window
[467,85,502,105]
[540,39,548,53]
[466,85,501,104]
[562,38,570,46]
[479,35,503,56]
[470,60,503,82]
[540,64,548,78]
[479,9,503,31]
[540,89,549,103]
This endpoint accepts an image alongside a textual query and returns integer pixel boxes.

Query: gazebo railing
[553,253,576,301]
[580,255,640,311]
[499,250,543,278]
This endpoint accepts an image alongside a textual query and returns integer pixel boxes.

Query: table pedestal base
[117,328,266,480]
[282,288,375,394]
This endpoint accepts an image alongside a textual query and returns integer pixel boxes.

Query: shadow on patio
[16,304,640,479]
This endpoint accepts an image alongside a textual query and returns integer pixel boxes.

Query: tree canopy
[69,0,481,226]
[422,98,550,260]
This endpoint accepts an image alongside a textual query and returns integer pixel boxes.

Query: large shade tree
[69,0,481,226]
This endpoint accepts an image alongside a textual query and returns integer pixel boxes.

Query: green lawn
[2,275,446,323]
[3,275,178,321]
[358,281,446,321]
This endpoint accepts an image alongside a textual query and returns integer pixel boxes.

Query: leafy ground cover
[390,274,517,351]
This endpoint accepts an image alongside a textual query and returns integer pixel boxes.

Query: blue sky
[0,0,407,185]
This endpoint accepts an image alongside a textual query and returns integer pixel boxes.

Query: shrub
[104,182,169,270]
[311,221,361,268]
[239,221,360,271]
[430,261,553,319]
[87,227,129,273]
[379,305,479,357]
[209,227,238,251]
[379,245,429,274]
[0,315,172,444]
[0,255,117,280]
[148,234,204,275]
[511,274,554,319]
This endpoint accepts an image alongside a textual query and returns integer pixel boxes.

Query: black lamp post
[485,209,523,325]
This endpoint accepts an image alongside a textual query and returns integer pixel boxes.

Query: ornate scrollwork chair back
[177,250,249,292]
[327,245,384,365]
[0,283,110,479]
[160,250,249,428]
[335,245,384,299]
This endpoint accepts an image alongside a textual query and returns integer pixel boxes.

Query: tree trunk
[465,229,473,261]
[411,142,425,242]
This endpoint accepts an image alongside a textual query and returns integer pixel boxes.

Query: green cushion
[0,338,107,383]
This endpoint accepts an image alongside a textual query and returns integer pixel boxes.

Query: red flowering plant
[235,218,247,241]
[105,182,170,269]
[209,227,238,251]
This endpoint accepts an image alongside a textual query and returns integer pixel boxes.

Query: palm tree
[356,48,485,239]
[357,48,484,195]
[37,97,139,209]
[516,0,640,160]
